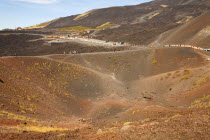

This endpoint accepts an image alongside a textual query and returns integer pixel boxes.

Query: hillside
[0,48,210,138]
[1,0,210,139]
[24,18,61,29]
[30,0,210,45]
[45,0,210,28]
[151,11,210,48]
[0,34,127,57]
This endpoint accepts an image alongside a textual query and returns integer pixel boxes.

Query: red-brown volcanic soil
[0,47,209,139]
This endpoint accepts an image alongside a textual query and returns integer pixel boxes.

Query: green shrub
[193,82,197,86]
[152,60,157,65]
[184,70,190,75]
[181,76,189,80]
[167,73,172,76]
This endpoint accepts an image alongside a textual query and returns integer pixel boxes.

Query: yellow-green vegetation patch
[123,122,133,125]
[148,12,160,19]
[10,100,37,114]
[200,80,206,85]
[74,9,97,21]
[160,5,168,8]
[25,18,60,29]
[152,59,157,65]
[183,70,190,75]
[0,111,37,122]
[58,26,94,32]
[17,125,68,133]
[96,22,117,30]
[58,22,118,32]
[193,81,197,86]
[176,74,181,76]
[26,60,91,93]
[189,95,210,108]
[199,77,209,85]
[180,76,189,81]
[176,16,193,24]
[167,73,172,76]
[171,114,183,119]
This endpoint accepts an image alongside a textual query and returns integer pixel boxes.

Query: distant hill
[24,18,60,29]
[27,0,210,45]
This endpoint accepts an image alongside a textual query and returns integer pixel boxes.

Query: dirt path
[164,44,210,62]
[46,37,127,47]
[195,49,210,61]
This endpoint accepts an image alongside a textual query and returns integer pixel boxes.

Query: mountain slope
[45,0,210,29]
[37,0,210,45]
[24,18,60,29]
[1,47,210,136]
[151,11,210,48]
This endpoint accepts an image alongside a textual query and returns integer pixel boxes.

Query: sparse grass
[74,9,96,21]
[123,122,133,125]
[25,18,60,29]
[21,110,26,114]
[0,104,4,108]
[193,82,197,86]
[171,114,183,119]
[189,95,210,108]
[152,59,157,65]
[59,26,94,32]
[199,77,209,85]
[26,77,30,81]
[48,81,53,87]
[200,80,206,85]
[0,111,37,122]
[148,12,160,19]
[96,22,117,30]
[181,76,189,80]
[58,22,118,32]
[167,73,172,76]
[183,70,190,75]
[18,125,69,133]
[161,5,168,8]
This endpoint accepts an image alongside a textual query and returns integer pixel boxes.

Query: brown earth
[1,0,210,139]
[0,47,209,139]
[1,108,209,140]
